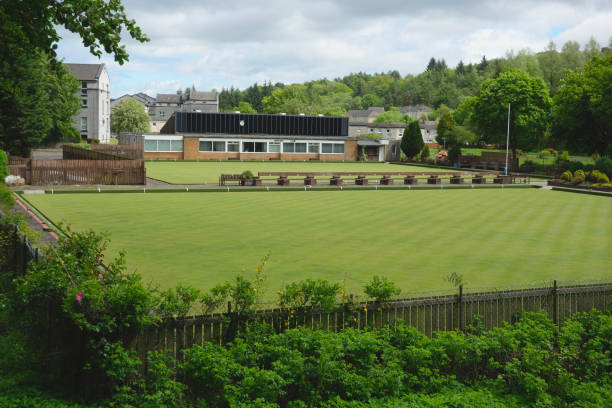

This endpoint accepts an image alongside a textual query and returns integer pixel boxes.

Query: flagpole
[505,103,511,175]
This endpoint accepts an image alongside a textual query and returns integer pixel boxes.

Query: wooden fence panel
[63,144,129,161]
[30,159,145,185]
[91,144,144,160]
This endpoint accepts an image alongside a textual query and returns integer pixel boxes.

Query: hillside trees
[552,54,612,154]
[111,99,151,134]
[472,69,552,158]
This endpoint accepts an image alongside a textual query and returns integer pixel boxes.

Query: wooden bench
[277,176,290,186]
[404,175,418,185]
[472,175,486,184]
[330,176,343,186]
[427,175,441,184]
[304,176,317,186]
[355,175,368,186]
[380,175,393,185]
[494,175,513,184]
[219,174,243,186]
[450,175,463,184]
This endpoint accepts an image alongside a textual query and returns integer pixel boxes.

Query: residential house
[65,63,110,142]
[147,91,219,132]
[347,107,385,123]
[399,105,433,121]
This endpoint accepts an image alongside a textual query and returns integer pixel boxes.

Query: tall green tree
[231,101,257,113]
[436,111,456,145]
[472,69,552,159]
[552,54,612,154]
[111,99,150,135]
[400,121,424,159]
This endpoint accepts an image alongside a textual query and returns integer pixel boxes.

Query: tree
[231,101,257,113]
[111,99,150,135]
[472,69,552,158]
[400,121,424,159]
[552,54,612,154]
[436,111,456,145]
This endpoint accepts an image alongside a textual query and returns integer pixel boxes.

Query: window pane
[158,140,171,151]
[227,142,239,152]
[322,143,333,153]
[308,143,319,153]
[199,141,212,151]
[333,144,344,154]
[243,142,255,152]
[144,140,157,152]
[268,143,280,153]
[213,141,225,152]
[255,142,266,152]
[283,142,294,153]
[170,140,183,152]
[295,143,307,153]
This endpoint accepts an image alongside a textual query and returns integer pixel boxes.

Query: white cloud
[55,0,612,97]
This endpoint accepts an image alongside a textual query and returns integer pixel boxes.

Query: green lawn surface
[25,189,611,299]
[145,161,451,184]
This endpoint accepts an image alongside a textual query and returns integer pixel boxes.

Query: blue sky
[56,0,612,99]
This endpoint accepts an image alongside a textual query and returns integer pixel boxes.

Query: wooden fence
[62,144,130,161]
[91,144,143,160]
[130,281,612,361]
[31,159,146,185]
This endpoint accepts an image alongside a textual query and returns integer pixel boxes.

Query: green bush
[560,170,572,182]
[242,170,254,179]
[588,170,610,184]
[448,145,461,165]
[363,276,400,303]
[278,279,341,312]
[419,145,430,162]
[568,161,584,173]
[0,150,8,181]
[595,156,612,177]
[572,169,586,184]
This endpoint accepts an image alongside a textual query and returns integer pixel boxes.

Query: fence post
[227,301,232,314]
[22,235,28,276]
[458,285,464,331]
[552,280,558,326]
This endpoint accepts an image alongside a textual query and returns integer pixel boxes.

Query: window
[386,129,390,133]
[199,141,213,151]
[308,143,319,153]
[82,98,88,108]
[243,142,266,152]
[81,81,87,89]
[213,141,225,152]
[157,140,171,151]
[322,143,344,154]
[268,142,281,153]
[145,139,183,152]
[80,117,87,131]
[160,111,165,117]
[170,140,183,152]
[227,141,239,152]
[283,142,294,153]
[295,143,307,153]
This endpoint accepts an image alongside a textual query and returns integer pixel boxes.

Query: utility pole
[505,103,511,175]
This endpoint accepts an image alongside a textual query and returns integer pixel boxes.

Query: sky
[56,0,612,99]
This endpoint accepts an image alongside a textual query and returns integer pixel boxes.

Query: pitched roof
[188,91,217,101]
[347,107,385,117]
[64,63,105,81]
[156,94,181,104]
[399,105,433,114]
[134,93,155,104]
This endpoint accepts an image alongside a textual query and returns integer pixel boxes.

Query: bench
[427,175,441,185]
[355,175,368,186]
[277,176,290,186]
[494,175,513,184]
[304,176,317,186]
[219,174,243,186]
[380,175,393,185]
[472,175,486,184]
[404,175,418,185]
[330,176,343,186]
[450,175,463,184]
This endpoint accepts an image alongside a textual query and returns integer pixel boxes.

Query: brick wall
[145,152,183,160]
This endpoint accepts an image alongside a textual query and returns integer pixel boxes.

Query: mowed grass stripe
[24,189,612,296]
[146,161,453,184]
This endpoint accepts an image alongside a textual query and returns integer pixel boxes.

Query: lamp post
[504,103,511,175]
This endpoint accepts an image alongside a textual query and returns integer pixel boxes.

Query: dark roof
[347,107,385,117]
[65,63,105,80]
[162,112,349,137]
[180,133,352,141]
[188,91,217,101]
[420,121,437,130]
[356,139,382,146]
[135,93,155,104]
[156,94,181,104]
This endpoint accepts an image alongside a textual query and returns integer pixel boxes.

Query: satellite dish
[239,120,245,126]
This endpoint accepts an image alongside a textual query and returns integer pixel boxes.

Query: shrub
[0,150,8,181]
[363,276,401,303]
[419,145,430,162]
[279,279,341,312]
[560,170,572,182]
[448,145,461,165]
[568,161,584,173]
[572,169,586,184]
[595,157,612,177]
[242,170,254,179]
[589,170,610,184]
[560,150,570,161]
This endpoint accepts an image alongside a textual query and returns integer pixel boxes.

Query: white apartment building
[65,63,111,142]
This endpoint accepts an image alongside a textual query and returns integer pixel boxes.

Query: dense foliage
[110,99,151,135]
[400,121,424,159]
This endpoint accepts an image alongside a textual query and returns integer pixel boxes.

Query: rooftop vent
[280,112,286,115]
[234,111,240,114]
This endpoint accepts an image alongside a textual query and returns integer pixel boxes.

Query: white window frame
[80,117,87,131]
[144,135,183,152]
[321,142,345,154]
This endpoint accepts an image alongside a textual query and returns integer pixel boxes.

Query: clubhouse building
[142,112,400,162]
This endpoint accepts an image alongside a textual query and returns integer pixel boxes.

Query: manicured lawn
[145,161,451,184]
[24,189,611,299]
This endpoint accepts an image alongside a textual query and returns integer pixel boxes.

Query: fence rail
[62,144,130,161]
[130,281,612,363]
[91,144,143,160]
[0,221,41,276]
[30,159,146,185]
